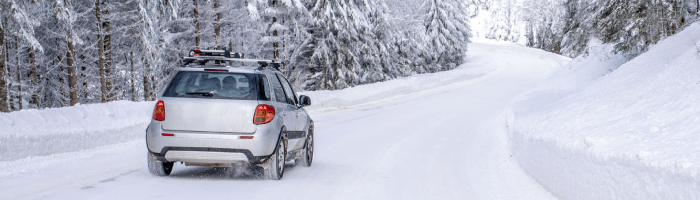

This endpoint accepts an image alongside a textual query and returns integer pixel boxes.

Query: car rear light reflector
[194,50,201,56]
[240,136,254,139]
[253,104,275,124]
[161,133,174,137]
[153,101,166,121]
[204,69,228,72]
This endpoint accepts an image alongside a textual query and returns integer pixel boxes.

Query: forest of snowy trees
[0,0,476,112]
[1,0,698,113]
[485,0,699,57]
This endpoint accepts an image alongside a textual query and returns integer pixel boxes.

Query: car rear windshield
[163,71,265,100]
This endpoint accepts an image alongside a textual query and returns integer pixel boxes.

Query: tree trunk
[150,76,156,100]
[96,0,107,103]
[271,0,280,59]
[143,74,150,101]
[28,48,40,108]
[67,39,78,106]
[6,33,12,111]
[0,20,8,113]
[241,33,245,59]
[16,36,22,110]
[81,64,87,103]
[5,37,12,112]
[5,32,13,112]
[59,64,65,107]
[194,0,201,47]
[143,57,150,101]
[229,40,233,65]
[273,14,279,59]
[103,0,113,102]
[215,0,221,44]
[130,52,135,101]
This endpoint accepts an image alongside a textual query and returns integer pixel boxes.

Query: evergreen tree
[485,0,519,42]
[592,0,688,55]
[560,0,591,57]
[247,0,309,80]
[54,0,82,106]
[424,0,471,70]
[521,0,565,54]
[0,0,482,111]
[298,0,374,90]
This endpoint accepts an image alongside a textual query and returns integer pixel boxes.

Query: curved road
[1,43,564,200]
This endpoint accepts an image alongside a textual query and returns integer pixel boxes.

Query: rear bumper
[148,147,270,164]
[146,120,281,164]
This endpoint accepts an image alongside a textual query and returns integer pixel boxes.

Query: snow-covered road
[1,43,565,200]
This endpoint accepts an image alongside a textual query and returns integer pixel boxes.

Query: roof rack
[182,48,282,70]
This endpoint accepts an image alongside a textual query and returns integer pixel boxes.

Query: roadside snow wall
[509,22,700,199]
[0,101,154,161]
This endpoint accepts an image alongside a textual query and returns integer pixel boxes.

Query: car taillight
[153,101,165,121]
[253,104,275,124]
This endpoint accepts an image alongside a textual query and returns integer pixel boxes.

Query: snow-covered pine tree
[383,0,442,75]
[560,0,592,57]
[0,0,486,111]
[379,0,417,74]
[95,0,110,102]
[296,0,374,90]
[246,0,309,83]
[134,0,181,100]
[424,0,471,71]
[521,0,565,54]
[1,0,42,109]
[54,0,82,106]
[223,1,264,60]
[591,0,688,55]
[485,0,520,42]
[361,1,404,83]
[32,1,66,108]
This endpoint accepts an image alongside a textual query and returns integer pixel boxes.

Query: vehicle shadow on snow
[167,162,298,180]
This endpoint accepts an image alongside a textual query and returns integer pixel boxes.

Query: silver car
[146,50,314,180]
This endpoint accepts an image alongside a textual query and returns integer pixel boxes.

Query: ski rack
[182,49,282,71]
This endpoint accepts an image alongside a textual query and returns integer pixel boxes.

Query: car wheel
[147,152,174,176]
[296,127,313,167]
[265,137,286,180]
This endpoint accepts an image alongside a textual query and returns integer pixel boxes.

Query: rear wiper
[185,92,214,97]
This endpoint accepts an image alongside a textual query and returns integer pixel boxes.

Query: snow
[5,23,699,198]
[508,22,700,199]
[298,58,497,114]
[0,42,564,199]
[0,101,154,161]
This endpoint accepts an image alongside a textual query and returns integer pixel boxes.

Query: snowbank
[509,23,700,199]
[0,101,154,161]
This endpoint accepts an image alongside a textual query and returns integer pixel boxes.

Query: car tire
[265,137,286,180]
[295,127,313,167]
[147,152,174,176]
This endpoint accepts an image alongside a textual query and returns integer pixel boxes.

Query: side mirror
[299,95,311,107]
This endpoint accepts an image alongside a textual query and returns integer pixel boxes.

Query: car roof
[177,64,279,74]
